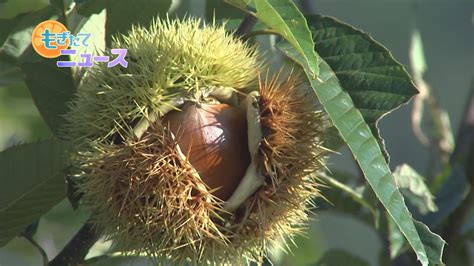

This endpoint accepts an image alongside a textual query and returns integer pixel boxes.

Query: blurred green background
[0,0,472,265]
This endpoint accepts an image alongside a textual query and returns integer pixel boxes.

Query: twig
[49,219,100,266]
[234,14,257,37]
[442,81,474,262]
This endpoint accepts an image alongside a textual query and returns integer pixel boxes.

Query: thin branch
[234,14,257,37]
[49,219,99,266]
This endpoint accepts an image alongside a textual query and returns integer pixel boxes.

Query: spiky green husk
[76,122,226,263]
[65,18,259,143]
[66,17,326,265]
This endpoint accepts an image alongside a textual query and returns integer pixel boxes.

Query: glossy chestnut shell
[163,102,251,200]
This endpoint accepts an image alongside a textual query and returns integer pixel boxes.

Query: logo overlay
[31,20,128,68]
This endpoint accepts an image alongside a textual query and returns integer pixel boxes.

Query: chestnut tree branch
[234,14,257,37]
[49,219,99,266]
[442,81,474,262]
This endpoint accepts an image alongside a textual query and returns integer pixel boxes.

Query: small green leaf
[277,41,444,265]
[21,58,76,138]
[394,164,438,214]
[0,139,70,247]
[225,0,319,77]
[306,15,418,154]
[316,249,369,266]
[105,0,171,45]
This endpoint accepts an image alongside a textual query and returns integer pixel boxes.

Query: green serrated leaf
[69,8,106,51]
[306,15,418,154]
[105,0,171,45]
[414,220,445,266]
[0,5,59,64]
[388,218,445,265]
[0,139,70,247]
[316,249,369,266]
[394,164,438,215]
[224,0,319,77]
[277,41,444,265]
[21,58,76,138]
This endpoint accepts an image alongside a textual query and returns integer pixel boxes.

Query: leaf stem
[22,234,49,266]
[320,173,379,228]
